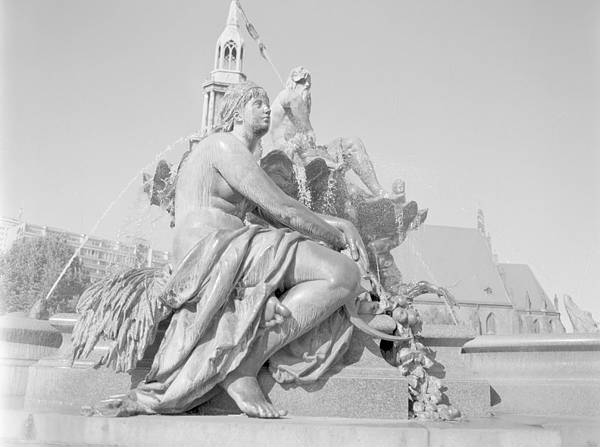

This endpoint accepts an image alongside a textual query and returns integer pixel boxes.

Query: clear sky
[1,0,599,322]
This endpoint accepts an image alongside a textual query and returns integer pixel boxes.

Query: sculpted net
[73,267,171,372]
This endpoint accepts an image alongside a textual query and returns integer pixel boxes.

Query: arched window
[513,313,523,334]
[223,40,237,69]
[223,46,229,68]
[471,310,482,335]
[532,319,540,334]
[485,313,497,335]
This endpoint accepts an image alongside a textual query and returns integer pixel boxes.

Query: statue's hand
[263,295,292,328]
[331,218,368,265]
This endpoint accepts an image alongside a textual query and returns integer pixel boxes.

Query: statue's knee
[326,256,360,295]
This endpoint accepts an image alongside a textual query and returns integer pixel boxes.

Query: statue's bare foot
[223,375,287,418]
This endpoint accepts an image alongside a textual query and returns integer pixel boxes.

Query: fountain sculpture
[71,68,461,421]
[3,3,598,445]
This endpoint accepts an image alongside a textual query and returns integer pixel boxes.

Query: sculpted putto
[269,66,389,200]
[73,82,379,418]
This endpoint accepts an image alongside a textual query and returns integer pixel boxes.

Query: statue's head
[392,178,406,195]
[217,82,271,135]
[286,66,312,91]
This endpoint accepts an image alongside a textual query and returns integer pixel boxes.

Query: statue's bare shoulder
[179,132,281,210]
[179,133,251,183]
[175,133,250,217]
[184,132,233,166]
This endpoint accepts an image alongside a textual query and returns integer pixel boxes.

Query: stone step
[0,409,561,447]
[495,413,600,447]
[24,363,131,414]
[0,315,62,404]
[206,365,409,419]
[462,333,600,417]
[23,326,492,419]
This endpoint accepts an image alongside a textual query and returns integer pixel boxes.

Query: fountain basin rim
[462,333,600,353]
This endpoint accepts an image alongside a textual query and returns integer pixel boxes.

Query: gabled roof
[391,225,512,305]
[497,263,555,312]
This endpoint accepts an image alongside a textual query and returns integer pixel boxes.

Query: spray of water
[293,164,312,208]
[407,234,459,324]
[321,175,338,215]
[43,134,192,302]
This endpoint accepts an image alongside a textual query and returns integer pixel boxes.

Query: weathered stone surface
[496,413,600,447]
[441,379,491,418]
[424,417,561,447]
[0,316,61,407]
[462,333,600,416]
[0,409,562,447]
[0,316,61,349]
[474,377,600,417]
[35,313,82,368]
[418,324,492,417]
[21,313,131,413]
[206,365,410,419]
[207,331,410,419]
[420,324,477,340]
[24,364,131,413]
[20,318,492,420]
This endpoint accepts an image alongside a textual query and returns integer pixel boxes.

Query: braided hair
[214,82,269,133]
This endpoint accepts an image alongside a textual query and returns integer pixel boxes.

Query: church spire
[201,1,247,133]
[226,0,241,27]
[213,1,245,72]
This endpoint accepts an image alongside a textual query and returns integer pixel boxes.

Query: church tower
[201,1,247,133]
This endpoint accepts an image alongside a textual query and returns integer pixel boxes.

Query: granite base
[0,410,562,447]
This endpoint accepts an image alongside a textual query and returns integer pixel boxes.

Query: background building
[498,263,563,334]
[0,217,170,283]
[392,222,565,335]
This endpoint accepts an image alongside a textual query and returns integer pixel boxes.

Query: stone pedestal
[462,333,600,416]
[0,315,61,408]
[23,313,411,419]
[419,324,492,417]
[206,331,410,419]
[24,313,133,413]
[0,409,563,447]
[21,316,492,421]
[25,361,132,413]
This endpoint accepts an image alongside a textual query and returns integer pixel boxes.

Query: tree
[0,235,91,315]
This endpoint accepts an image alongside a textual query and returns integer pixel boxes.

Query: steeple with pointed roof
[201,1,247,133]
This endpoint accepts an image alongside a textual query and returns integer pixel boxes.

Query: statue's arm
[277,89,292,110]
[215,139,346,249]
[318,213,368,266]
